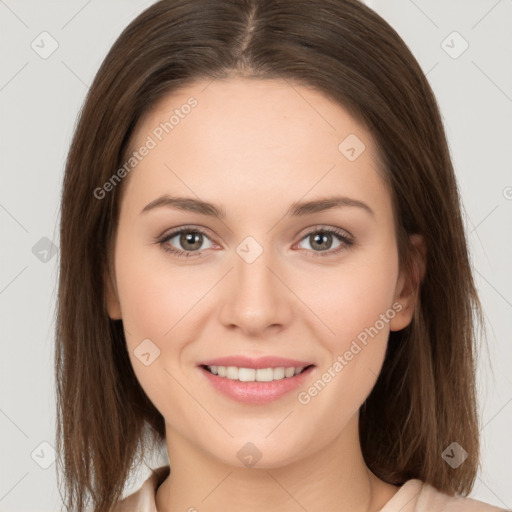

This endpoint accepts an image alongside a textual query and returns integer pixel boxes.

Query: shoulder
[380,479,509,512]
[112,465,170,512]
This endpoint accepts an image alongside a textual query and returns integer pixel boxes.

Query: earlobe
[104,268,122,320]
[390,234,426,332]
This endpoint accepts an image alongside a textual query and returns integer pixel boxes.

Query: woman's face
[106,77,417,468]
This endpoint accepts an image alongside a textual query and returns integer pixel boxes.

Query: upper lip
[198,356,315,369]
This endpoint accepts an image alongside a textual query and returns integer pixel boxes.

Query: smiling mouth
[200,364,314,382]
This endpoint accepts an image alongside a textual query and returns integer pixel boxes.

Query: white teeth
[225,366,238,379]
[273,367,285,380]
[206,365,308,382]
[238,368,256,381]
[284,367,295,378]
[256,367,273,382]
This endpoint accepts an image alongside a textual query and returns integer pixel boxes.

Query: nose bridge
[236,244,274,293]
[234,235,280,306]
[218,234,292,334]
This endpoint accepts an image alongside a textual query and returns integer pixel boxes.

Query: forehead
[122,77,390,219]
[133,77,371,155]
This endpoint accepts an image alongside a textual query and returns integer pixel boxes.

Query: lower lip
[198,366,315,404]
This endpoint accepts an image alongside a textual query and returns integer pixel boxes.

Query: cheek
[302,250,399,402]
[114,240,205,344]
[113,243,216,394]
[114,251,206,421]
[304,254,399,348]
[336,271,396,346]
[117,268,177,343]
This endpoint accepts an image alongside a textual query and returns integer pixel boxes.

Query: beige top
[113,465,508,512]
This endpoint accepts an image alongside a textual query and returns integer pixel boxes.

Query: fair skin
[105,77,424,512]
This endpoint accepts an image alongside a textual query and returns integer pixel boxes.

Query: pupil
[312,232,331,250]
[181,232,202,251]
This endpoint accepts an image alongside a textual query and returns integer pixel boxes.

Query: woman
[55,0,507,511]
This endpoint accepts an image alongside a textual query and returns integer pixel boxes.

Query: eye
[156,225,353,259]
[157,227,214,258]
[295,227,353,258]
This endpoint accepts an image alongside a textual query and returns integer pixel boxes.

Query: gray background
[0,0,511,510]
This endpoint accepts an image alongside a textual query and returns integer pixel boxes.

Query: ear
[104,267,122,320]
[390,234,426,332]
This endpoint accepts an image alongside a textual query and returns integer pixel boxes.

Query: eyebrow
[140,194,374,218]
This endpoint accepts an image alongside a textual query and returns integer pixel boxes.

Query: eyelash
[156,225,354,259]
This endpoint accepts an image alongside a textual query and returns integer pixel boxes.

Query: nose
[218,247,294,337]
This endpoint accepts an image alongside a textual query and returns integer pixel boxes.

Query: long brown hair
[56,0,482,510]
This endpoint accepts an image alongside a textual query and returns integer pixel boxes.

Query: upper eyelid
[295,224,352,241]
[159,225,217,244]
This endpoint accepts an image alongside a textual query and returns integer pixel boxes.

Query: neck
[155,414,399,512]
